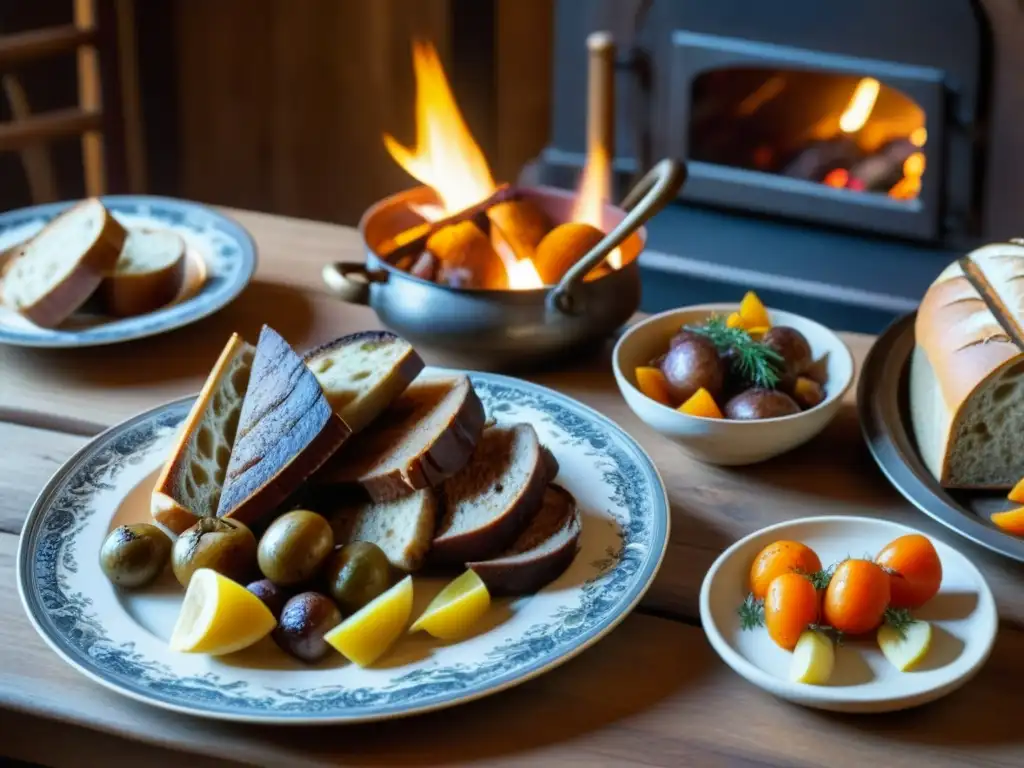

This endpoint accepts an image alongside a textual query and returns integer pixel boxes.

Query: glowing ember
[839,78,881,134]
[383,41,541,289]
[571,143,621,269]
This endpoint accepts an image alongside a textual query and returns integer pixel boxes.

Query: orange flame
[383,41,542,289]
[571,143,621,269]
[839,78,880,134]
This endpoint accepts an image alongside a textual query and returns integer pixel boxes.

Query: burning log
[425,221,508,290]
[534,222,609,285]
[846,138,918,193]
[486,198,552,258]
[379,184,518,262]
[780,137,862,182]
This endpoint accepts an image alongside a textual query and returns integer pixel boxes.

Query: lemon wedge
[878,620,932,672]
[789,629,835,685]
[409,569,490,640]
[168,568,276,655]
[324,575,414,667]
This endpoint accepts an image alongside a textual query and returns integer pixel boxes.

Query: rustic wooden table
[2,208,1022,768]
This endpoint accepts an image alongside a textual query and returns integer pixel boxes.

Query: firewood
[486,198,552,256]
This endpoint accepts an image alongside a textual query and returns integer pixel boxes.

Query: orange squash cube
[635,366,673,406]
[1008,477,1024,504]
[991,508,1024,537]
[726,311,745,329]
[739,290,771,329]
[678,387,724,419]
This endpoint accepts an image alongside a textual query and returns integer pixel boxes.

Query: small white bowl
[699,515,998,713]
[612,303,855,465]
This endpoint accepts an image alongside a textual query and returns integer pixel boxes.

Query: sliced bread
[100,228,187,317]
[431,423,548,564]
[151,333,256,533]
[313,374,485,502]
[217,325,352,528]
[0,198,127,327]
[328,488,437,572]
[468,483,581,595]
[303,330,424,433]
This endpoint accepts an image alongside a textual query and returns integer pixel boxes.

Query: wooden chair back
[0,0,145,203]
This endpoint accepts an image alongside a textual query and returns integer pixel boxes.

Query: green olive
[99,523,172,588]
[322,542,391,614]
[257,510,334,587]
[172,517,257,588]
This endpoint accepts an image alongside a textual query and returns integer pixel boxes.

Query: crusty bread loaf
[100,228,187,317]
[431,423,548,564]
[0,198,126,327]
[303,330,424,433]
[312,374,485,502]
[329,488,437,572]
[217,325,352,527]
[910,240,1024,488]
[151,333,255,533]
[468,483,581,595]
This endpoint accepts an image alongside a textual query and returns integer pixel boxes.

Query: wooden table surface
[2,208,1023,768]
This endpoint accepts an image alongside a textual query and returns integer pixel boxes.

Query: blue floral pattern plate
[0,195,256,347]
[17,369,670,724]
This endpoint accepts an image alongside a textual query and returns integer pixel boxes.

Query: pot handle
[321,262,386,305]
[547,158,686,316]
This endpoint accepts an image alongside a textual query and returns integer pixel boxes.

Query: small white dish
[0,195,256,348]
[612,303,855,465]
[700,515,998,713]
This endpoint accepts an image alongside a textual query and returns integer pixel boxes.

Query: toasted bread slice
[100,228,187,317]
[329,488,437,572]
[304,330,424,433]
[217,325,352,528]
[431,423,548,564]
[313,374,485,502]
[468,483,581,595]
[151,333,256,533]
[0,198,126,327]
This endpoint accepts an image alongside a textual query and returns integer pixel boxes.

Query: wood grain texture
[1,530,1022,768]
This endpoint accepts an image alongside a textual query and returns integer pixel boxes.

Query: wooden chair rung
[0,108,103,153]
[0,25,97,69]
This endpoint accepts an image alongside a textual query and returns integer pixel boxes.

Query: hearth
[530,0,1024,333]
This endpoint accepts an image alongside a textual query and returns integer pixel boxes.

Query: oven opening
[688,68,927,203]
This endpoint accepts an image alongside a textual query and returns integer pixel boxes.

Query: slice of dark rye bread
[430,423,549,564]
[303,330,424,433]
[468,483,581,596]
[312,374,486,502]
[216,325,352,528]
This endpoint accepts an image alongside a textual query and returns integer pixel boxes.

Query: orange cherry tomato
[749,540,822,600]
[875,534,942,609]
[764,572,819,651]
[823,559,891,635]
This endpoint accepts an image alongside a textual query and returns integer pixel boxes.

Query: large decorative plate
[17,370,669,724]
[858,313,1024,562]
[0,195,256,348]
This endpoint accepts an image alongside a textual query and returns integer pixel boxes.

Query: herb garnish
[738,593,765,629]
[684,314,784,389]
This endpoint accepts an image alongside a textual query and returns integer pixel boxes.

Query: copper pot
[321,159,685,369]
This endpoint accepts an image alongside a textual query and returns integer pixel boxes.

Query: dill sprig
[797,564,836,591]
[684,314,784,389]
[737,593,765,630]
[882,608,916,639]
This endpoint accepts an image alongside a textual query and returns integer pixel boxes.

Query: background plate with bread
[16,327,669,724]
[0,195,255,348]
[860,240,1024,562]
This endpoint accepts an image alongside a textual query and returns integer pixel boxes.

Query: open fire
[689,70,927,202]
[380,41,620,291]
